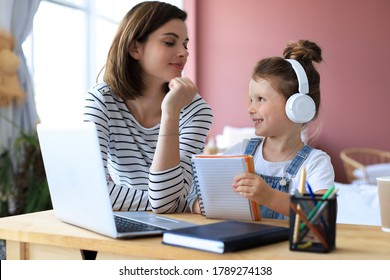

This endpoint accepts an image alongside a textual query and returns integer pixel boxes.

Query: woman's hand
[192,197,201,214]
[162,77,197,116]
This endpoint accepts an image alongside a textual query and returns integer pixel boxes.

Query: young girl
[191,40,334,219]
[83,1,213,213]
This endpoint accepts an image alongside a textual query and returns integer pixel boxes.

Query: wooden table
[0,210,389,260]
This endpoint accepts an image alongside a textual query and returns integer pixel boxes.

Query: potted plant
[0,114,51,217]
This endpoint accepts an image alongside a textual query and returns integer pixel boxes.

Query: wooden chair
[340,147,390,184]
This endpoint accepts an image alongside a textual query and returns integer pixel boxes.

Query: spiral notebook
[191,154,261,221]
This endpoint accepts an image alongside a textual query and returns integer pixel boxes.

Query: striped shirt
[83,82,213,213]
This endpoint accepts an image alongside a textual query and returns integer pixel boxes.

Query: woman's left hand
[162,77,197,116]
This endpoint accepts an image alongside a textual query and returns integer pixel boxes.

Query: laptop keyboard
[114,215,164,233]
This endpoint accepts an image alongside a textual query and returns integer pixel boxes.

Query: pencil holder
[289,194,337,253]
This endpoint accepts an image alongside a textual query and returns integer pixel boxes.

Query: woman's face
[134,19,189,86]
[247,78,292,137]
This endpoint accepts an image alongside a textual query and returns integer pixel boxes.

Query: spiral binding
[192,158,206,216]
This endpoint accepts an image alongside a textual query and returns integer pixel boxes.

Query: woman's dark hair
[103,1,187,99]
[252,40,323,120]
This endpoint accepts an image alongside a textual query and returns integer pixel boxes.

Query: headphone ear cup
[285,93,316,123]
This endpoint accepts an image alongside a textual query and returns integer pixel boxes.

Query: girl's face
[247,78,292,137]
[133,19,189,86]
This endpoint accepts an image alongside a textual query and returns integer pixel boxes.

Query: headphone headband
[285,59,309,94]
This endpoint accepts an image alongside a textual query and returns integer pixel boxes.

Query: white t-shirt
[224,138,335,194]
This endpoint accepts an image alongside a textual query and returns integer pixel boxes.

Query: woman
[84,1,213,213]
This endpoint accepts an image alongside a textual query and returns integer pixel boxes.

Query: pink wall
[185,0,390,183]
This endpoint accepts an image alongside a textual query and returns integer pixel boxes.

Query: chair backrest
[340,147,390,183]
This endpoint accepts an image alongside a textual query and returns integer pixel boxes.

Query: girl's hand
[232,172,271,205]
[233,172,291,216]
[162,77,197,116]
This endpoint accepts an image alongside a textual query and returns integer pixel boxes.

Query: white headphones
[285,59,316,123]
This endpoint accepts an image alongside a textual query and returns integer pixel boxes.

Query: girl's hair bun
[283,40,322,64]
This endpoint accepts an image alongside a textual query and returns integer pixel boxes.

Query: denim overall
[244,138,313,220]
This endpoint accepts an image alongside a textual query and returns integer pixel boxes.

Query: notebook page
[192,157,253,220]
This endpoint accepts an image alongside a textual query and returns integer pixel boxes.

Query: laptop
[37,121,195,238]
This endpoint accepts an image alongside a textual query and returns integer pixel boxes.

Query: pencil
[290,202,329,249]
[306,181,328,233]
[292,166,306,244]
[292,190,311,213]
[297,189,338,243]
[308,188,339,225]
[299,185,336,231]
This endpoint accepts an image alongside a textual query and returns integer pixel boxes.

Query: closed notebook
[191,154,261,221]
[162,220,289,254]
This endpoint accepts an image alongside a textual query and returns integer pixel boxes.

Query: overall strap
[285,145,314,176]
[244,138,263,156]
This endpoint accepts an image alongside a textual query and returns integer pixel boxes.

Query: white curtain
[0,0,41,154]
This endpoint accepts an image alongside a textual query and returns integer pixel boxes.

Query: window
[23,0,183,123]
